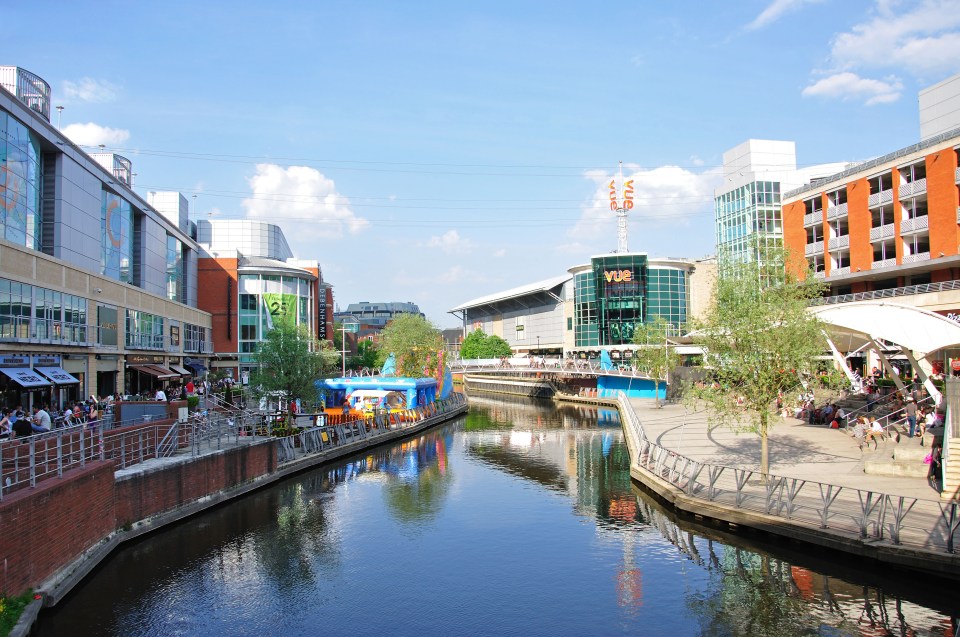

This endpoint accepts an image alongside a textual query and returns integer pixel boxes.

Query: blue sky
[8,0,960,326]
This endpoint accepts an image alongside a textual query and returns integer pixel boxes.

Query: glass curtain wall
[237,273,314,366]
[101,191,133,283]
[646,268,688,333]
[592,255,646,345]
[0,111,42,249]
[715,180,782,274]
[166,234,183,303]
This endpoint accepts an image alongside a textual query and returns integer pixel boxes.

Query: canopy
[0,368,52,388]
[168,364,192,376]
[810,301,960,354]
[34,366,81,385]
[129,365,178,380]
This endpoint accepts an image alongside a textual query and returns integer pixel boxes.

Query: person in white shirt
[155,387,167,402]
[31,406,52,432]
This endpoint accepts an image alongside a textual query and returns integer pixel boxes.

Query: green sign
[263,293,298,329]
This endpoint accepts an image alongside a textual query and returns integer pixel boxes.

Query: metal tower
[608,161,634,253]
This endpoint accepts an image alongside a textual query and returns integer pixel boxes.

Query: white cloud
[802,72,903,105]
[62,122,130,147]
[62,77,119,103]
[746,0,823,31]
[829,0,960,76]
[570,165,721,246]
[241,164,368,239]
[803,0,960,104]
[436,265,487,285]
[425,229,473,254]
[493,248,506,257]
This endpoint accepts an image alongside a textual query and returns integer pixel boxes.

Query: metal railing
[451,358,657,379]
[809,278,960,306]
[275,393,468,464]
[617,393,960,553]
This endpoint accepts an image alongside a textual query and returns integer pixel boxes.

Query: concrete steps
[863,436,933,478]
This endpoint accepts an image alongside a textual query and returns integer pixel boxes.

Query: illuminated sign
[603,270,633,283]
[608,178,634,211]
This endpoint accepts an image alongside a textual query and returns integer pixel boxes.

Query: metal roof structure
[810,301,960,354]
[448,275,571,314]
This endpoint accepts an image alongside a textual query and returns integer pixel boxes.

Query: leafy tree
[689,247,828,477]
[460,329,513,359]
[378,314,444,377]
[631,317,681,407]
[348,339,380,371]
[251,323,340,415]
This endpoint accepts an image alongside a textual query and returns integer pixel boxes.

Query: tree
[460,329,513,359]
[632,317,681,407]
[378,314,444,377]
[251,323,340,415]
[689,248,828,477]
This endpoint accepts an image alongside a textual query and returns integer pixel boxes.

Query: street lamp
[55,105,64,130]
[537,336,540,355]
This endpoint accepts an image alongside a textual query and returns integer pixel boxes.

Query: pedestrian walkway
[628,398,939,501]
[620,396,960,575]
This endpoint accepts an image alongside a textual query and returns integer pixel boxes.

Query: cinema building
[449,253,715,362]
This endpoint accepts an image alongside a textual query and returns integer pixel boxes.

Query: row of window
[0,278,88,343]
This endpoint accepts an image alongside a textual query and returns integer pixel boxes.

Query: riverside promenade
[620,396,960,578]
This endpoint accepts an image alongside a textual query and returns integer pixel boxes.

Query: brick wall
[0,462,115,596]
[114,443,276,527]
[197,257,238,354]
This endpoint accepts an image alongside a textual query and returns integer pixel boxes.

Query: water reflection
[34,396,957,637]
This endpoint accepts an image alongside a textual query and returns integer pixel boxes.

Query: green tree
[349,339,380,371]
[689,248,828,477]
[378,314,444,377]
[460,329,513,359]
[251,323,340,415]
[632,317,681,407]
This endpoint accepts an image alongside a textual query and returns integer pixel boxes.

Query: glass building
[570,254,692,350]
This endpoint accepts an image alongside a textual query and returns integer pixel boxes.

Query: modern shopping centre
[448,253,716,362]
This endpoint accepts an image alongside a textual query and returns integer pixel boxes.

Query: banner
[262,293,298,329]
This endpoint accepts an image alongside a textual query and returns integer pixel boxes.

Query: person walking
[904,396,918,438]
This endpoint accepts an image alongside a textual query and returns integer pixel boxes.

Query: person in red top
[186,380,195,395]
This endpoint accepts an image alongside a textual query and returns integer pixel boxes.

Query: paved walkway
[628,398,940,501]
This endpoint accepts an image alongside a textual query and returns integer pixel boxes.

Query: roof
[448,274,572,313]
[810,301,960,354]
[237,255,316,279]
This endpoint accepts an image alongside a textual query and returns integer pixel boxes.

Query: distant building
[196,219,332,382]
[449,254,715,362]
[334,301,424,340]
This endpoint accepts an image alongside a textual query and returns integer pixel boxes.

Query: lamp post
[56,105,63,130]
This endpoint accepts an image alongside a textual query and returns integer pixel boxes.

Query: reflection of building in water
[466,393,621,430]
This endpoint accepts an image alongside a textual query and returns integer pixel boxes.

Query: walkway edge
[618,403,960,579]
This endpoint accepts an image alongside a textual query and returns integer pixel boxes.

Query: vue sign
[604,270,633,283]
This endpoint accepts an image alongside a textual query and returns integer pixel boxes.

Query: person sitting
[851,417,868,450]
[0,409,12,439]
[12,415,33,438]
[31,405,52,433]
[864,417,885,448]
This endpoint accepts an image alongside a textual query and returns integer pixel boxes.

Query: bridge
[448,357,657,380]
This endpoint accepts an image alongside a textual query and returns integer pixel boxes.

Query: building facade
[196,219,331,383]
[449,254,715,361]
[714,139,850,276]
[0,66,211,408]
[334,301,424,341]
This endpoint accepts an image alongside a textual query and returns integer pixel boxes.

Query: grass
[0,590,36,636]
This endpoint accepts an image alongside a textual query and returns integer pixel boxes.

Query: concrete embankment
[8,403,466,618]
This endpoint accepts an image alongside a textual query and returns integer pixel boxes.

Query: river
[34,394,957,636]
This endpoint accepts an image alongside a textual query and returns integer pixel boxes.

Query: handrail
[616,394,958,553]
[809,279,960,306]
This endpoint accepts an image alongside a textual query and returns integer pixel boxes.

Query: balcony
[955,167,960,184]
[869,223,896,241]
[898,178,927,199]
[827,235,850,250]
[831,266,851,276]
[902,252,931,264]
[804,240,824,257]
[803,212,819,227]
[957,206,960,224]
[874,257,897,269]
[900,215,929,235]
[868,189,893,207]
[125,334,166,351]
[813,271,826,279]
[0,316,94,347]
[826,202,848,220]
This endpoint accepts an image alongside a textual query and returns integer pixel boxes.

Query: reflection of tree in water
[253,477,340,594]
[383,431,453,523]
[632,493,957,637]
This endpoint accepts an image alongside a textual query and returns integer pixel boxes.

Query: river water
[35,394,957,636]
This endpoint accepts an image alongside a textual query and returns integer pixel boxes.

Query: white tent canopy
[809,301,960,355]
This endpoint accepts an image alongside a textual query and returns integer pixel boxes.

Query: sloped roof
[449,274,571,313]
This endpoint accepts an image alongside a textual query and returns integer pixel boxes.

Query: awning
[0,367,52,388]
[184,359,207,375]
[34,366,81,385]
[129,365,178,380]
[168,364,192,376]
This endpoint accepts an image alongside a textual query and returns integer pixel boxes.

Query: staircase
[942,435,960,500]
[863,435,932,478]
